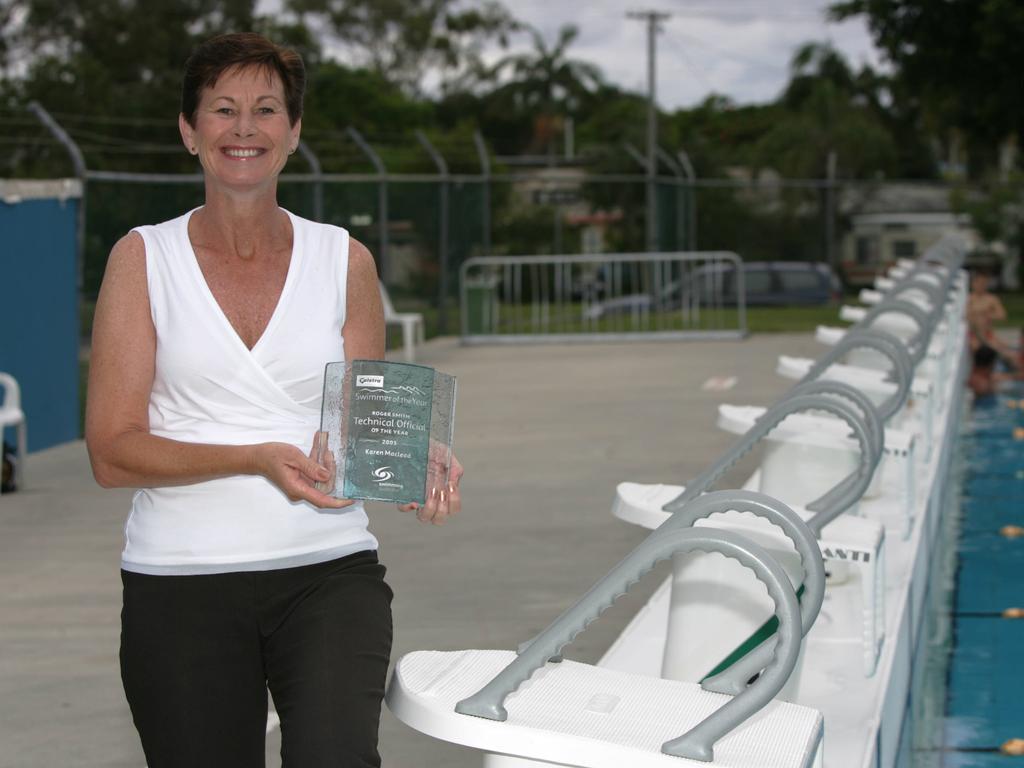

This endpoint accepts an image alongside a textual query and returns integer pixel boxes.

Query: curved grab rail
[893,267,954,317]
[890,278,946,319]
[664,392,881,536]
[906,263,955,293]
[920,239,966,270]
[858,298,935,364]
[765,380,884,534]
[454,491,802,764]
[786,379,884,464]
[899,268,956,330]
[666,493,826,696]
[798,328,913,422]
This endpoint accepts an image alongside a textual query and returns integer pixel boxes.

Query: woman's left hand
[398,453,463,525]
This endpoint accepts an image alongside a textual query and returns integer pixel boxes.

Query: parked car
[583,261,841,320]
[709,261,842,307]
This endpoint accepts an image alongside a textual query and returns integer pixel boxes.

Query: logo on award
[372,466,396,483]
[356,375,385,388]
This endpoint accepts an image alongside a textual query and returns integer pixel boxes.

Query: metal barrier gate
[459,252,747,344]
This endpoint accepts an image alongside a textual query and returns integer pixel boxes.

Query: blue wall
[0,195,80,451]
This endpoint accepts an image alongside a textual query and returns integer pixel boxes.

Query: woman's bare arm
[341,238,386,360]
[344,238,465,524]
[85,232,346,507]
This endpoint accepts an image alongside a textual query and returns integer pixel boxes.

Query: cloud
[487,0,883,109]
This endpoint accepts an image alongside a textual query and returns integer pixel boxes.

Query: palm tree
[754,43,898,178]
[482,24,604,154]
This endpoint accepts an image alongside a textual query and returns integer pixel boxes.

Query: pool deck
[0,333,824,768]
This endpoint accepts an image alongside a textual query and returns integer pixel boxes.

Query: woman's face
[179,65,300,193]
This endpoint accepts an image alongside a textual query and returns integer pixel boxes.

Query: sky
[480,0,885,109]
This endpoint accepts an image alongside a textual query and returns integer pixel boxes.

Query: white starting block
[776,355,935,461]
[815,325,945,393]
[612,483,886,678]
[389,491,825,768]
[863,272,967,353]
[858,289,884,305]
[387,649,824,768]
[716,404,917,538]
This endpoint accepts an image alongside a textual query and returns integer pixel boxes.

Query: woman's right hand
[253,442,353,509]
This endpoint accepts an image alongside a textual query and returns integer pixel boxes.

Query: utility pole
[628,9,670,254]
[825,150,837,270]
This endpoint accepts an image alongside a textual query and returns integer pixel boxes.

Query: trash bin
[463,274,500,335]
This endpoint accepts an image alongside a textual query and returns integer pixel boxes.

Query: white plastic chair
[378,282,425,362]
[0,372,26,492]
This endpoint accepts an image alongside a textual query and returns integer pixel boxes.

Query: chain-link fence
[3,103,983,337]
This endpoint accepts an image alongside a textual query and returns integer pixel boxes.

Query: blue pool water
[906,383,1024,768]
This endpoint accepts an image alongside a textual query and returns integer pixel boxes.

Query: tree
[478,23,603,154]
[304,61,434,141]
[752,43,898,179]
[285,0,518,96]
[0,0,266,120]
[830,0,1024,175]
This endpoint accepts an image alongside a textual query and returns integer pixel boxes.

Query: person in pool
[967,269,1007,352]
[85,32,462,768]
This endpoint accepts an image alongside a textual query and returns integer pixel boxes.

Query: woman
[85,32,461,768]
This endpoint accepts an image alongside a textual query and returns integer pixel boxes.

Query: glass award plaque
[316,360,456,505]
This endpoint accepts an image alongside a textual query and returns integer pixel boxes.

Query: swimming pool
[899,383,1024,768]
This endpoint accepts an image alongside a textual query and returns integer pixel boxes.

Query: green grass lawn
[77,292,1024,435]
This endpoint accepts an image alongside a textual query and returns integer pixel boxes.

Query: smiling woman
[178,40,303,195]
[84,31,462,768]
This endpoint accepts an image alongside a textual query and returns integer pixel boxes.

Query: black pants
[120,550,393,768]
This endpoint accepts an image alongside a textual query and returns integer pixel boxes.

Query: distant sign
[533,188,580,205]
[350,213,373,226]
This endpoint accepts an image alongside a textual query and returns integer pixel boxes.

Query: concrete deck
[0,333,821,768]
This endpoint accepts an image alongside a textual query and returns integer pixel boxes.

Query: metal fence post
[656,145,685,252]
[28,102,87,294]
[825,151,837,270]
[296,139,323,222]
[473,131,491,258]
[416,130,451,335]
[625,141,665,251]
[347,127,389,280]
[676,149,697,251]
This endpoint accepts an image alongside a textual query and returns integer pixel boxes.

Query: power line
[672,30,785,72]
[662,33,717,94]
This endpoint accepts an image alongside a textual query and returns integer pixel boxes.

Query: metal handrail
[786,379,885,465]
[857,298,935,365]
[455,491,803,764]
[903,266,957,320]
[907,263,955,291]
[459,251,748,342]
[664,391,881,537]
[919,237,966,270]
[891,271,951,320]
[757,380,884,535]
[460,251,741,267]
[799,328,913,422]
[668,493,826,696]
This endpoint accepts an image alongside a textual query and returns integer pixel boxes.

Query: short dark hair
[181,33,305,127]
[973,344,997,369]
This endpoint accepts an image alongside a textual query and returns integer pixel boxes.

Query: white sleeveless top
[122,208,378,575]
